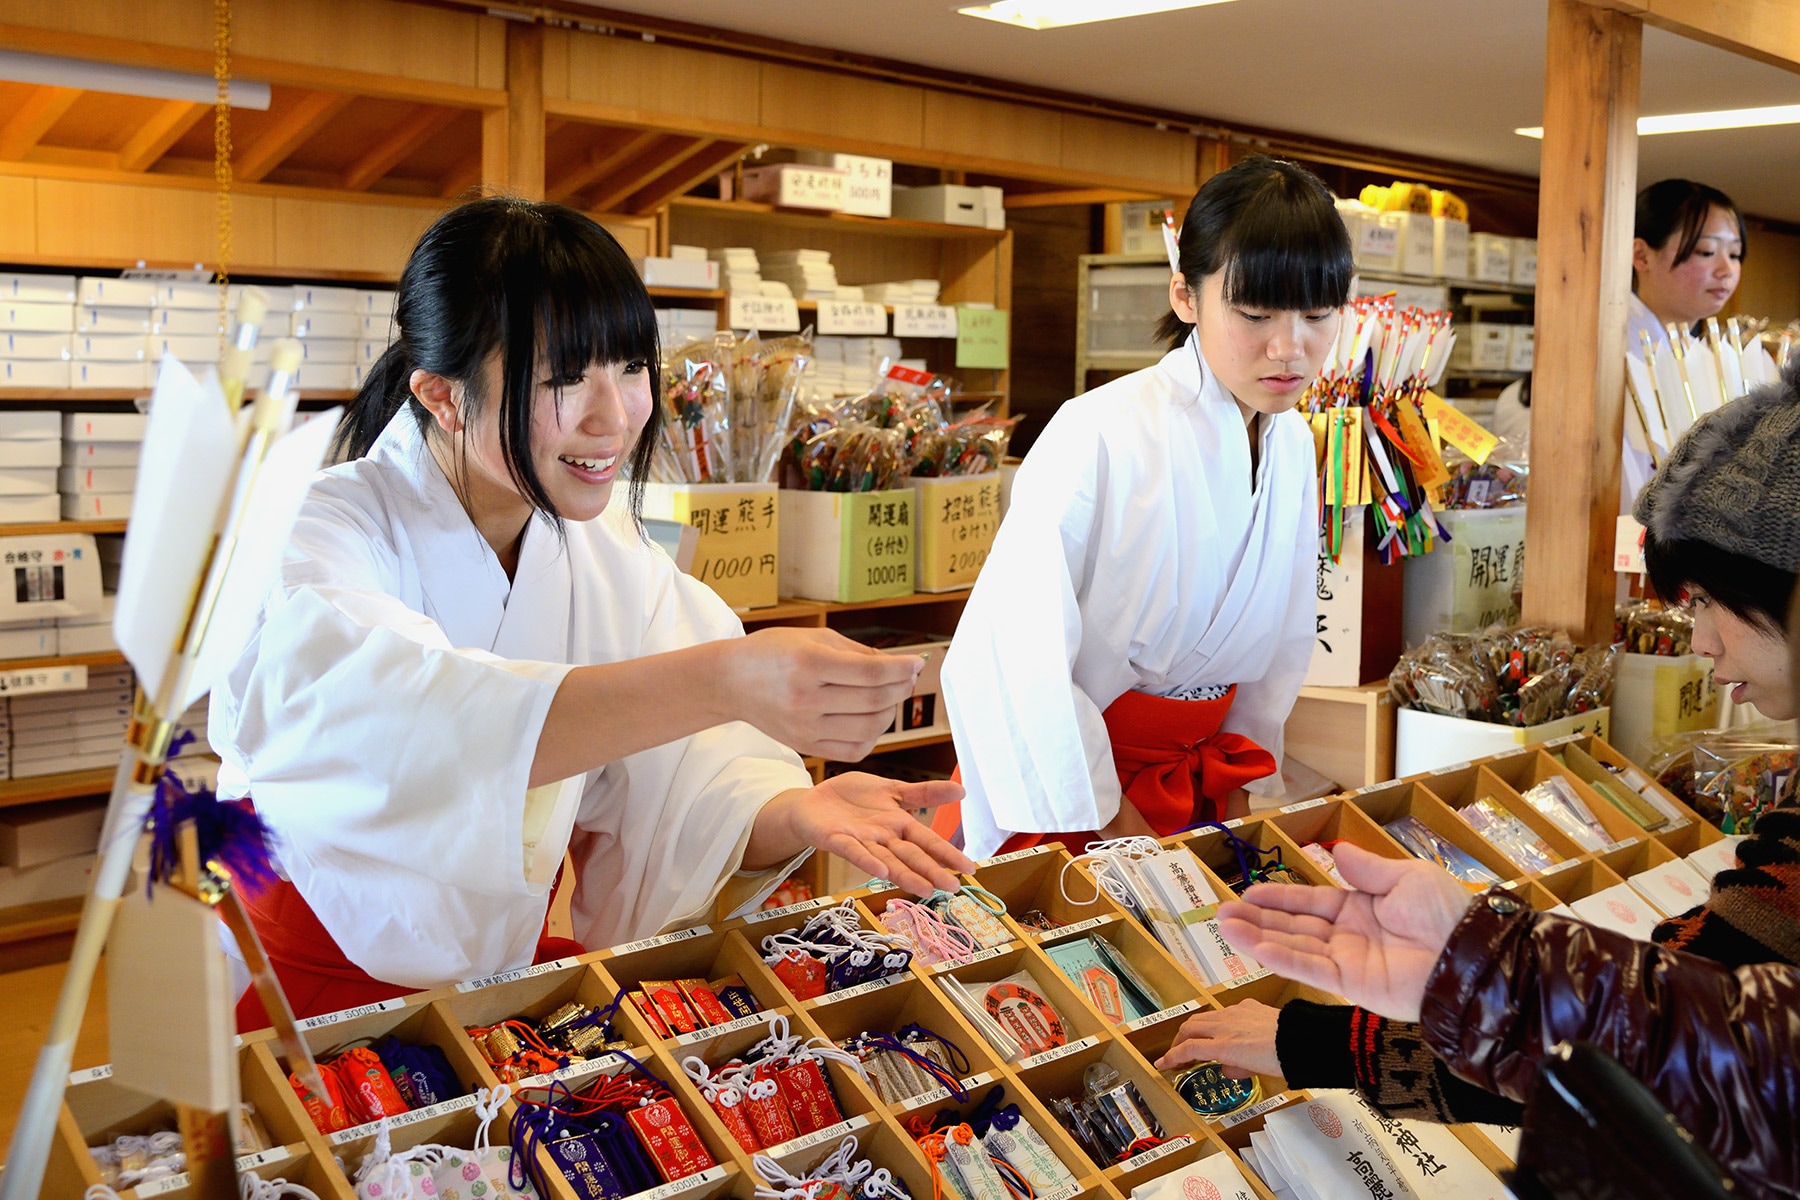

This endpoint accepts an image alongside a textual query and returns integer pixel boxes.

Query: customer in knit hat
[1637,356,1800,716]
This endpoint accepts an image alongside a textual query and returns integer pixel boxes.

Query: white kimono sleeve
[567,557,812,948]
[942,427,1119,858]
[214,509,575,989]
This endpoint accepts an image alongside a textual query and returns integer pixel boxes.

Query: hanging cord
[238,1175,323,1200]
[881,899,981,964]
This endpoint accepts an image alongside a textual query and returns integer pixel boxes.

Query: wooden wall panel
[593,213,655,259]
[555,32,760,128]
[923,92,1062,170]
[1726,226,1800,324]
[0,178,35,257]
[0,0,504,93]
[272,197,437,276]
[1060,114,1195,189]
[760,64,924,149]
[33,178,275,266]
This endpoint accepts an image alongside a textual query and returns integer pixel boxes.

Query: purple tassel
[146,730,279,898]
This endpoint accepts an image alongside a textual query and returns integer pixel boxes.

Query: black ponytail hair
[336,196,661,526]
[1156,155,1353,350]
[1635,178,1747,269]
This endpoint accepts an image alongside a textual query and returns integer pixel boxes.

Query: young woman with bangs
[939,156,1352,858]
[214,198,975,1025]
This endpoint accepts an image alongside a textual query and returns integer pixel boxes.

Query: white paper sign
[817,301,887,335]
[893,304,958,338]
[0,664,83,695]
[729,293,801,332]
[1615,513,1646,573]
[0,534,102,622]
[1307,507,1365,687]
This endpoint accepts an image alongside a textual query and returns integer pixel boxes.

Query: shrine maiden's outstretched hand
[1216,843,1476,1022]
[751,774,975,898]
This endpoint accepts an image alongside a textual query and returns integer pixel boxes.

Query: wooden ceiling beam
[584,136,712,214]
[626,141,750,215]
[439,156,482,199]
[342,105,459,191]
[234,90,354,183]
[116,100,210,173]
[545,128,660,204]
[0,86,83,161]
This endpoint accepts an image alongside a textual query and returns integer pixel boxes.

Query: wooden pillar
[1521,0,1642,643]
[502,20,545,199]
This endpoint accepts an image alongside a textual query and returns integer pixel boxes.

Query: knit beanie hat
[1634,356,1800,573]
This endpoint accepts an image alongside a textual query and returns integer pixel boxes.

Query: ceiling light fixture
[0,49,270,109]
[956,0,1239,31]
[1515,102,1800,139]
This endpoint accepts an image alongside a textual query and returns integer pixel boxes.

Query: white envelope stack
[55,591,116,656]
[9,663,133,778]
[808,335,905,399]
[761,249,840,300]
[0,274,78,389]
[861,279,941,305]
[61,412,146,521]
[0,411,62,523]
[710,246,764,296]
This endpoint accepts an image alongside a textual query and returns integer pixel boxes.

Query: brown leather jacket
[1420,890,1800,1200]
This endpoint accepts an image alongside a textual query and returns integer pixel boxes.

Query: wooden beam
[505,20,545,199]
[626,140,749,215]
[1003,188,1163,209]
[235,90,353,183]
[342,105,459,191]
[1638,0,1800,76]
[546,128,658,203]
[584,136,711,214]
[0,86,82,161]
[1521,0,1643,644]
[116,100,209,172]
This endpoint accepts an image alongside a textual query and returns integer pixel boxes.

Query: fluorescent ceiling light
[956,0,1238,31]
[0,49,270,109]
[1515,102,1800,138]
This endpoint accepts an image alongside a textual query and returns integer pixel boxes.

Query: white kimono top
[210,412,810,989]
[1622,292,1669,507]
[942,334,1317,859]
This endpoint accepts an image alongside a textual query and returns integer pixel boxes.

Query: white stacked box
[760,250,838,300]
[710,247,763,296]
[0,617,56,660]
[0,412,61,523]
[55,591,115,656]
[861,280,941,305]
[809,336,904,399]
[655,307,720,350]
[60,413,144,521]
[1,277,77,388]
[9,663,133,777]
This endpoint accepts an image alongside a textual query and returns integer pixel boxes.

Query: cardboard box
[58,466,136,494]
[0,274,76,304]
[910,474,1003,593]
[1395,706,1610,776]
[293,310,363,339]
[635,258,721,291]
[1511,238,1538,286]
[150,335,221,364]
[1449,323,1512,372]
[1432,218,1471,279]
[1307,507,1406,687]
[0,627,56,658]
[0,468,56,496]
[1468,233,1513,283]
[778,488,915,602]
[2,332,71,361]
[290,285,362,312]
[56,624,118,655]
[11,705,131,735]
[147,308,224,336]
[0,495,60,523]
[76,307,155,335]
[62,442,139,468]
[0,361,70,388]
[892,184,987,228]
[76,278,160,308]
[1609,652,1716,764]
[0,801,104,868]
[0,441,61,468]
[356,339,391,364]
[641,481,779,609]
[70,362,151,389]
[1,303,75,333]
[61,493,132,520]
[1396,211,1436,277]
[296,338,355,364]
[1507,326,1535,372]
[0,851,93,905]
[13,750,117,778]
[357,289,396,315]
[65,413,147,442]
[796,151,893,218]
[741,164,848,212]
[1401,507,1526,646]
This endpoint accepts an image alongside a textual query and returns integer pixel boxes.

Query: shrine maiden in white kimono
[211,411,810,989]
[942,332,1317,859]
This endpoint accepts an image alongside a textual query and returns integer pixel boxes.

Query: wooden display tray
[55,734,1706,1200]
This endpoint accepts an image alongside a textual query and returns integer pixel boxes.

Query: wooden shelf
[0,651,126,674]
[0,520,126,537]
[870,731,954,753]
[0,896,84,947]
[739,590,973,626]
[669,197,1007,241]
[0,768,114,810]
[1445,368,1529,382]
[1357,269,1536,297]
[647,286,727,301]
